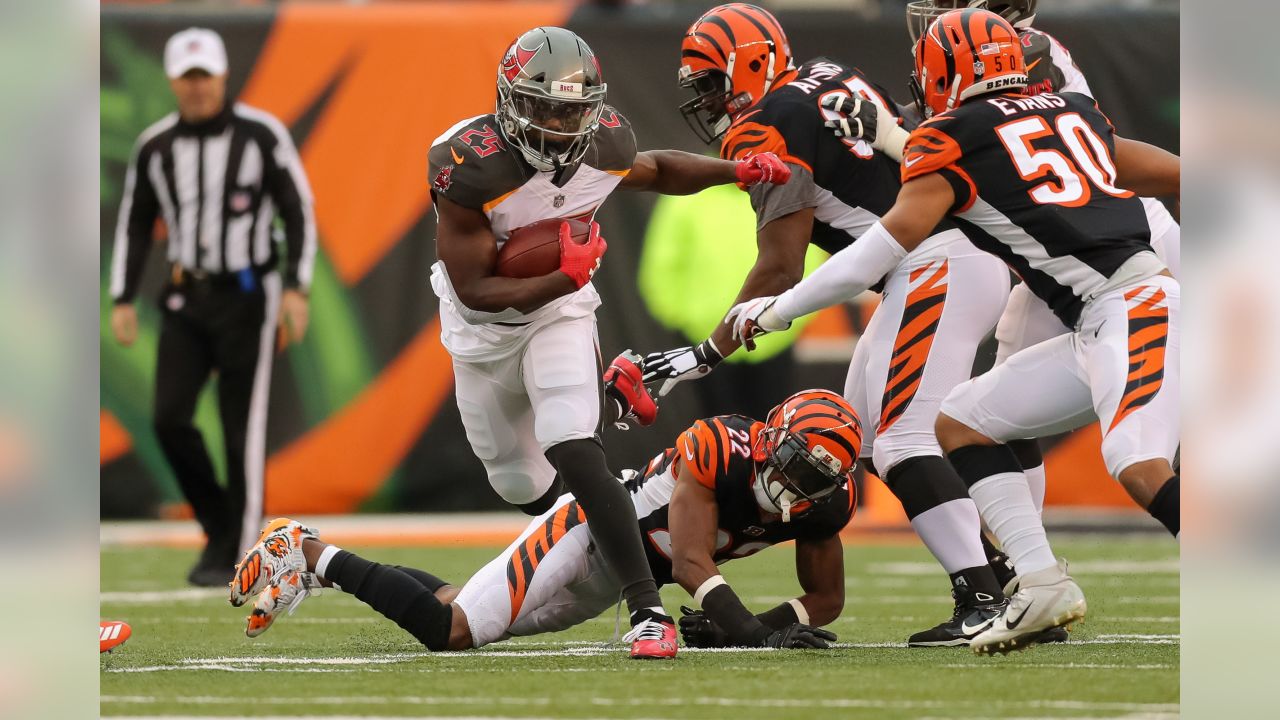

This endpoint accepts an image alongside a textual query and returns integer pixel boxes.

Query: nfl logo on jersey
[553,194,565,208]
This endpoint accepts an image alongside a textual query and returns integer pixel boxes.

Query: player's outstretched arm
[435,196,581,318]
[1114,136,1180,201]
[620,150,790,195]
[727,174,951,346]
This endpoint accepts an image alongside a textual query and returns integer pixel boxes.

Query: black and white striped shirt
[110,102,316,302]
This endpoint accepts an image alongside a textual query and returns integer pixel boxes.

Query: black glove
[763,623,838,649]
[641,339,723,397]
[678,605,730,648]
[821,93,880,142]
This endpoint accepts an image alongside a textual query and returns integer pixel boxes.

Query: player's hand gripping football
[764,623,838,649]
[725,296,791,351]
[641,339,724,397]
[821,94,910,161]
[559,220,607,289]
[678,606,730,648]
[734,151,792,189]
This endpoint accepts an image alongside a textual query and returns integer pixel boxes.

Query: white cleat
[245,570,323,638]
[229,517,319,607]
[971,559,1086,656]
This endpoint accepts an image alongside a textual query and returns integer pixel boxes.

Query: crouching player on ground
[227,389,861,652]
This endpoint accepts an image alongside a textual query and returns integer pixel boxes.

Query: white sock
[1024,463,1047,514]
[909,498,988,574]
[314,545,342,580]
[969,472,1057,575]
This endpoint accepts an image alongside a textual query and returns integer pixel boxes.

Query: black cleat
[988,550,1018,591]
[908,586,1006,648]
[1037,626,1071,644]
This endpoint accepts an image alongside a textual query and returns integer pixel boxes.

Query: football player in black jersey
[641,2,1013,647]
[223,390,859,653]
[730,8,1180,654]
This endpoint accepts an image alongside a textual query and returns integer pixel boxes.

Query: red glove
[734,152,792,189]
[559,220,607,289]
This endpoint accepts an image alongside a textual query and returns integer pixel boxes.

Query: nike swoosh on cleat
[1005,599,1033,629]
[960,615,996,636]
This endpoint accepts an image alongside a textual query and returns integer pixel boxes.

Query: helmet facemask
[752,427,846,523]
[678,68,737,145]
[498,81,605,172]
[906,0,985,46]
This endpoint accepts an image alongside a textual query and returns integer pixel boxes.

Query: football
[495,218,591,279]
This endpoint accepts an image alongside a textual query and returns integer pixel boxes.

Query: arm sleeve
[262,117,317,291]
[772,220,907,322]
[109,138,160,304]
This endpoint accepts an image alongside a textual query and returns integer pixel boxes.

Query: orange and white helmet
[753,389,862,522]
[678,3,795,143]
[911,8,1027,118]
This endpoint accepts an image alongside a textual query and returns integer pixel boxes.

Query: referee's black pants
[152,270,281,565]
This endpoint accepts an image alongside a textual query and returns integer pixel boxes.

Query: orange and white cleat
[99,621,132,654]
[229,518,318,607]
[623,618,678,660]
[245,571,322,638]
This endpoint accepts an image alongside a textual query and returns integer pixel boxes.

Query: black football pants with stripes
[152,272,280,565]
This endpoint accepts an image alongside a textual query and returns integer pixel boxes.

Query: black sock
[1147,475,1179,536]
[545,438,663,619]
[325,550,453,650]
[390,566,451,594]
[516,476,565,517]
[949,566,1004,604]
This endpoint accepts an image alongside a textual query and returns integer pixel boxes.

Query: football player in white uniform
[828,0,1180,552]
[232,27,790,660]
[228,391,860,654]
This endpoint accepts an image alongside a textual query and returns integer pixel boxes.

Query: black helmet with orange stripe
[911,8,1027,119]
[678,3,795,144]
[752,389,862,522]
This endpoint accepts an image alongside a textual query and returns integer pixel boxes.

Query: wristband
[701,583,772,647]
[696,338,724,368]
[693,575,727,606]
[879,124,911,163]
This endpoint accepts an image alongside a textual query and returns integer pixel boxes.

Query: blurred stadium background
[98,0,1178,532]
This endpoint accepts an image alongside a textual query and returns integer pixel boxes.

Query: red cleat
[100,621,132,654]
[604,350,658,428]
[624,618,678,659]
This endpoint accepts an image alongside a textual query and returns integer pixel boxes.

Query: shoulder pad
[427,115,531,211]
[721,96,818,172]
[584,106,636,174]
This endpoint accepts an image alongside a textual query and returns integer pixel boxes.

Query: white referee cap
[164,28,228,79]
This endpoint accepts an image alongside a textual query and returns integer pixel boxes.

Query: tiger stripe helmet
[678,3,794,143]
[753,389,862,522]
[911,8,1027,118]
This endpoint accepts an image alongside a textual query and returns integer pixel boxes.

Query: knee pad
[516,476,565,516]
[485,458,556,506]
[533,396,599,449]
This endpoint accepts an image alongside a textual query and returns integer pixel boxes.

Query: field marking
[102,634,1181,673]
[101,589,225,604]
[100,694,1179,713]
[869,560,1178,576]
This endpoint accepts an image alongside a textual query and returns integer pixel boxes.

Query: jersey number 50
[996,113,1133,207]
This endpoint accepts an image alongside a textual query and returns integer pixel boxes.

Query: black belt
[171,264,269,292]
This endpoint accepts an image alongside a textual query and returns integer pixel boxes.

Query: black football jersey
[719,59,930,256]
[902,92,1162,326]
[624,414,854,586]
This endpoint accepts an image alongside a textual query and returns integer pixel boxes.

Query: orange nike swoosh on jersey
[451,146,465,164]
[1025,58,1042,72]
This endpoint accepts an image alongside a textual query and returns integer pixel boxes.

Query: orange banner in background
[240,2,571,286]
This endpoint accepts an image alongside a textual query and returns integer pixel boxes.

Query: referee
[108,28,317,586]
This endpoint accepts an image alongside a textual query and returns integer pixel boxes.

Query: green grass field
[101,532,1178,719]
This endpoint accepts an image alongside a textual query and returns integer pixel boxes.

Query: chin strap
[779,496,792,523]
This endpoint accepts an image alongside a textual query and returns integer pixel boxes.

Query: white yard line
[869,560,1179,576]
[99,695,1180,713]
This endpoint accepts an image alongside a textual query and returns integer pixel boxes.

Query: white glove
[821,94,911,162]
[641,339,724,397]
[725,296,791,351]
